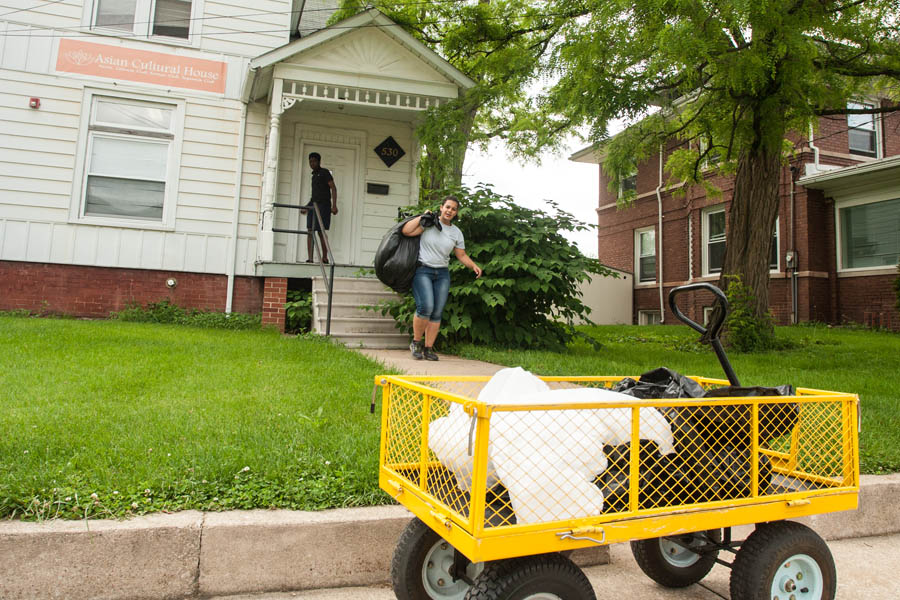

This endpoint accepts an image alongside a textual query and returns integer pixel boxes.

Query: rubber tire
[464,553,596,600]
[730,521,836,600]
[392,517,473,600]
[631,529,722,588]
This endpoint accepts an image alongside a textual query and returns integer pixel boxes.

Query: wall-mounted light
[29,97,40,109]
[165,277,178,289]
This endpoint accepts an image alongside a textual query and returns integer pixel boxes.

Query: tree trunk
[718,147,782,322]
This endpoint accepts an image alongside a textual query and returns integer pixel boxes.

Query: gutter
[226,102,250,314]
[655,145,665,322]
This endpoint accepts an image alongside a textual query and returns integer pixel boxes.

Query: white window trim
[847,99,883,159]
[702,204,726,277]
[770,219,780,273]
[834,192,900,273]
[69,87,184,230]
[81,0,204,47]
[618,169,637,199]
[638,310,661,325]
[634,226,656,285]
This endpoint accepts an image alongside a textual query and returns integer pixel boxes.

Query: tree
[540,0,900,335]
[337,1,900,336]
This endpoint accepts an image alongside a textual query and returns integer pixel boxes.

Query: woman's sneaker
[410,340,424,360]
[423,347,439,361]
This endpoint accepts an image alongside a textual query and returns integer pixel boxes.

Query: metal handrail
[270,202,336,336]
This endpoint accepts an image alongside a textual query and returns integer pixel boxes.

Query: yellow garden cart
[374,283,859,600]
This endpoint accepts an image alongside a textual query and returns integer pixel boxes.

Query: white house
[0,1,473,337]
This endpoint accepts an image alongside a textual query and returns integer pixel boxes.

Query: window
[638,310,661,325]
[702,206,726,276]
[770,219,780,272]
[703,306,714,326]
[618,165,637,199]
[635,227,656,283]
[838,197,900,270]
[74,93,181,226]
[92,0,195,40]
[847,101,878,158]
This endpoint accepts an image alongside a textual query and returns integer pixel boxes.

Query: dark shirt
[310,167,334,205]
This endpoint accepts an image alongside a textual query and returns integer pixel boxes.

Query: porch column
[257,79,298,262]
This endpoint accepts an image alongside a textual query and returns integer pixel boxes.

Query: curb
[2,474,898,600]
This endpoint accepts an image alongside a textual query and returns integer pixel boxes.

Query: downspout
[226,102,250,314]
[656,145,665,322]
[789,165,798,324]
[808,124,820,173]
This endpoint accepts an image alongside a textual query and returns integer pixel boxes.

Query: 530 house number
[374,136,405,167]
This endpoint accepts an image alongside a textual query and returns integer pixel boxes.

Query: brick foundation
[261,277,287,332]
[0,261,263,318]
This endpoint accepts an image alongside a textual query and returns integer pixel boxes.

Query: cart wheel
[464,553,596,600]
[730,521,836,600]
[392,517,482,600]
[630,528,721,587]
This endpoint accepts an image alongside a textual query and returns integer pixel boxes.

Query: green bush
[285,290,313,334]
[112,300,261,330]
[378,184,615,349]
[721,274,777,352]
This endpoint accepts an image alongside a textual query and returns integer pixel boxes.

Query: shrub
[377,184,615,349]
[721,274,777,352]
[112,300,261,330]
[285,290,313,334]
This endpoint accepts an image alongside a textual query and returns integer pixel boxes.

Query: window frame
[634,226,657,285]
[638,310,661,325]
[770,218,780,273]
[847,100,882,159]
[834,193,900,273]
[83,0,203,46]
[70,88,184,230]
[702,204,726,277]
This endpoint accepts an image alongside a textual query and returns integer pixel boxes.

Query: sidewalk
[206,532,900,600]
[2,347,898,600]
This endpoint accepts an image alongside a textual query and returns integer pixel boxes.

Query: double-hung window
[837,197,900,270]
[75,93,181,226]
[635,227,656,283]
[702,206,726,276]
[91,0,196,41]
[847,101,879,158]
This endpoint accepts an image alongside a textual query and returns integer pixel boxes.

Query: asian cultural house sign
[56,39,226,94]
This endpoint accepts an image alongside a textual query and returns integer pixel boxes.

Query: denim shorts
[412,265,450,322]
[306,203,331,231]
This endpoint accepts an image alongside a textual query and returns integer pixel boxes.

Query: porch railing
[272,203,335,335]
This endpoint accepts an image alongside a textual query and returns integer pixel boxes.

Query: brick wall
[261,277,287,332]
[0,261,263,317]
[836,274,899,329]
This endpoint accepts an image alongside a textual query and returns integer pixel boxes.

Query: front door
[296,142,358,265]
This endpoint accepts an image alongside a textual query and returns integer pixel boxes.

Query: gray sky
[461,139,600,258]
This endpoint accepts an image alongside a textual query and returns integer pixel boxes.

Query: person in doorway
[401,195,482,361]
[302,152,338,263]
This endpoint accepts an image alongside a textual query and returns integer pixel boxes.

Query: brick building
[571,101,900,330]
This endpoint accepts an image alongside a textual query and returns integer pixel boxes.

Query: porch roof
[798,155,900,195]
[242,8,474,109]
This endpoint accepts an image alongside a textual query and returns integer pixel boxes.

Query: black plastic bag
[374,215,420,294]
[612,367,706,399]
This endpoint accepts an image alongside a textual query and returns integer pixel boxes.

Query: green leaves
[380,184,615,349]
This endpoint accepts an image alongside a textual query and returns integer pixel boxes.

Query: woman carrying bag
[401,195,482,361]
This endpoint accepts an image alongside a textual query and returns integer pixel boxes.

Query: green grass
[0,316,396,520]
[452,323,900,475]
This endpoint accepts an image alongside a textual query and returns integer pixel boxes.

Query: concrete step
[312,276,394,294]
[313,302,392,319]
[331,331,409,349]
[316,316,404,335]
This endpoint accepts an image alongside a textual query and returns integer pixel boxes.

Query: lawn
[454,323,900,475]
[1,316,897,521]
[0,316,396,520]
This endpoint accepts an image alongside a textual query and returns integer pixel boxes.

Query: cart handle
[668,283,741,386]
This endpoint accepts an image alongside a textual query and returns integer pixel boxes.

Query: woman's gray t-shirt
[419,223,465,268]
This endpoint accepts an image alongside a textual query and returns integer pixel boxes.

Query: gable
[284,27,453,86]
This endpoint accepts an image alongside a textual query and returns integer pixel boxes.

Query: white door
[296,143,357,265]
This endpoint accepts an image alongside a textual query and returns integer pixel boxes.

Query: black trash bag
[418,211,442,230]
[612,367,705,399]
[373,215,420,294]
[596,440,668,513]
[700,385,799,448]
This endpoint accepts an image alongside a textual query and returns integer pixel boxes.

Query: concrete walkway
[2,347,898,600]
